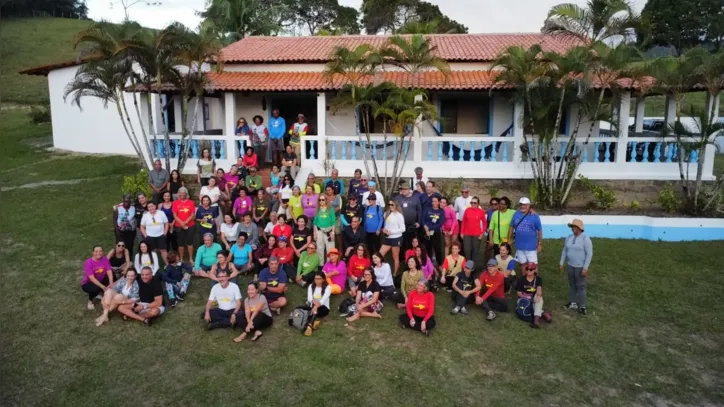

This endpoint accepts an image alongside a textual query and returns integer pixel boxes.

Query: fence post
[512,100,525,166]
[224,92,236,160]
[316,92,327,163]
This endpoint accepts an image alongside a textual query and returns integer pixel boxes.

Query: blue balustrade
[154,140,162,158]
[457,142,464,162]
[690,149,698,162]
[403,140,410,158]
[393,140,398,160]
[594,142,600,162]
[427,141,433,161]
[653,142,661,163]
[478,141,485,161]
[309,140,317,159]
[447,141,453,161]
[211,141,217,158]
[490,141,496,162]
[665,143,673,163]
[219,141,225,159]
[373,141,378,160]
[582,143,588,162]
[351,141,356,160]
[341,141,347,159]
[604,142,611,162]
[173,142,180,158]
[330,141,337,160]
[191,140,199,158]
[502,142,508,162]
[438,142,443,161]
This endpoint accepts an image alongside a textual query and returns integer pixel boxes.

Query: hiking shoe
[486,311,497,321]
[531,316,541,328]
[304,326,313,336]
[451,306,460,315]
[312,320,321,330]
[176,293,185,302]
[542,311,552,322]
[563,302,578,310]
[87,301,95,310]
[339,312,351,318]
[170,300,178,308]
[460,307,469,315]
[207,321,224,330]
[578,307,587,315]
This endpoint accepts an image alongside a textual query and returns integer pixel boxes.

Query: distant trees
[638,0,724,53]
[360,0,467,34]
[1,0,88,19]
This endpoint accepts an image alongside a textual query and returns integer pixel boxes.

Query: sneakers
[339,311,351,318]
[451,306,460,315]
[542,311,552,322]
[312,320,321,330]
[170,300,178,308]
[578,307,587,315]
[563,302,579,310]
[87,301,95,310]
[460,307,468,315]
[206,321,224,330]
[486,311,497,321]
[304,326,313,336]
[176,293,185,302]
[531,316,541,328]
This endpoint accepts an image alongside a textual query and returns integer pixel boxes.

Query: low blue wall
[540,215,724,241]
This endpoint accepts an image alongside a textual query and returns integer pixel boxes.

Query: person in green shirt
[245,166,263,194]
[313,195,337,263]
[194,233,223,277]
[289,186,304,220]
[487,196,514,256]
[295,243,321,286]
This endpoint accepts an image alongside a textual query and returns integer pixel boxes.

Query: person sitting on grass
[347,243,370,297]
[295,242,320,287]
[399,279,436,336]
[228,232,253,277]
[258,256,288,315]
[413,245,436,284]
[271,236,295,281]
[396,256,424,308]
[118,267,164,326]
[134,240,159,277]
[496,242,517,291]
[95,269,139,326]
[298,271,333,336]
[210,250,240,284]
[234,282,274,343]
[81,245,114,310]
[321,248,346,295]
[371,252,397,301]
[451,260,481,316]
[161,251,192,307]
[194,233,223,278]
[440,242,465,292]
[346,267,384,323]
[475,258,508,321]
[238,213,259,249]
[201,268,243,330]
[107,241,131,279]
[515,263,552,328]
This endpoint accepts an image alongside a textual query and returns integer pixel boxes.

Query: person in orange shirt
[346,244,370,296]
[399,279,436,336]
[475,258,509,321]
[271,236,295,281]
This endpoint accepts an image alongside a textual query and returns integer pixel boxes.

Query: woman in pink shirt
[233,189,253,219]
[301,185,319,220]
[321,248,346,295]
[441,197,459,257]
[81,245,114,310]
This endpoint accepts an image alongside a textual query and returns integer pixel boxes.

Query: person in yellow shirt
[487,196,514,256]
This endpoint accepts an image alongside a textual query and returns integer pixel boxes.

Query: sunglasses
[471,202,479,205]
[117,244,125,248]
[388,204,395,207]
[319,199,326,202]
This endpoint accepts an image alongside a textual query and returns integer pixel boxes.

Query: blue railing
[151,138,227,160]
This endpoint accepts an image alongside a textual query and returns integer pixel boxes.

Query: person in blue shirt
[323,168,345,196]
[229,232,254,276]
[268,109,286,167]
[258,256,288,314]
[364,195,384,255]
[421,196,445,266]
[419,181,442,210]
[348,169,363,199]
[508,197,542,270]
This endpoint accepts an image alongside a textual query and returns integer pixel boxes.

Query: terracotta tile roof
[18,59,86,76]
[200,71,513,92]
[220,34,577,63]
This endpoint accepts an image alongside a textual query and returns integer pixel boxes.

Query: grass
[641,93,723,117]
[0,17,92,105]
[2,108,724,406]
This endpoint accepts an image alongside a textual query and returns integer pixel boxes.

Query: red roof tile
[18,59,86,76]
[220,34,577,63]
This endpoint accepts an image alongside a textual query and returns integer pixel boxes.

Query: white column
[224,92,237,159]
[664,94,677,134]
[315,92,327,161]
[616,91,631,163]
[149,93,163,135]
[512,99,525,164]
[705,92,720,123]
[634,97,646,133]
[567,103,580,136]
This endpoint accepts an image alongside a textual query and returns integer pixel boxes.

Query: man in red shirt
[460,197,487,269]
[171,187,196,263]
[271,236,295,281]
[475,258,508,321]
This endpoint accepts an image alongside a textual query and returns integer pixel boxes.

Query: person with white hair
[361,181,385,208]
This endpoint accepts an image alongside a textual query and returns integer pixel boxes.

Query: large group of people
[85,153,594,339]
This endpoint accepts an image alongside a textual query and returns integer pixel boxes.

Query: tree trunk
[120,93,151,169]
[131,89,155,168]
[115,97,145,168]
[354,108,374,183]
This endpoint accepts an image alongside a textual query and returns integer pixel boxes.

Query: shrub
[121,169,152,197]
[487,187,500,199]
[578,175,617,210]
[626,200,641,212]
[658,183,681,214]
[28,105,51,124]
[438,177,464,201]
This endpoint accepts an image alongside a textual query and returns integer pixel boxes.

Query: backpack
[338,298,355,315]
[516,297,533,322]
[288,306,311,331]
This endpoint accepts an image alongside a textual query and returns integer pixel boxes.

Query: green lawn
[0,17,92,105]
[2,109,724,406]
[643,93,723,117]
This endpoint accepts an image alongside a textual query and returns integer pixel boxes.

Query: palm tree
[379,34,450,78]
[688,48,724,122]
[542,0,640,44]
[199,0,289,44]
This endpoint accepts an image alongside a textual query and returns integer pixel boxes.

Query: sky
[87,0,647,33]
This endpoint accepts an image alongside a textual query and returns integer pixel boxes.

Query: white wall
[234,93,266,125]
[327,97,356,136]
[492,94,513,137]
[205,97,224,130]
[48,65,141,156]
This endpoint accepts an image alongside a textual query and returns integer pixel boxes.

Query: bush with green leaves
[438,177,464,201]
[578,175,617,210]
[28,105,51,124]
[658,183,682,214]
[121,169,151,197]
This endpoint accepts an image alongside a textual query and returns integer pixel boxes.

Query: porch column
[224,92,237,159]
[705,92,720,122]
[615,91,631,163]
[512,99,525,164]
[149,93,163,135]
[634,97,646,133]
[316,92,327,161]
[664,94,677,134]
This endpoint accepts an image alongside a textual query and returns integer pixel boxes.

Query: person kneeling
[515,263,552,328]
[475,258,508,321]
[201,269,243,330]
[117,267,164,326]
[346,267,383,324]
[399,279,436,336]
[450,260,481,316]
[234,282,273,342]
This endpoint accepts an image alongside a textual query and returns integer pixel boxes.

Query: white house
[21,33,720,181]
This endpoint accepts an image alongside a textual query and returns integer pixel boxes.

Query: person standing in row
[148,159,169,204]
[488,196,514,257]
[460,196,486,266]
[508,197,542,272]
[269,109,286,167]
[172,187,195,264]
[288,113,307,167]
[250,115,268,165]
[422,196,445,266]
[196,148,215,187]
[363,195,384,255]
[395,182,422,259]
[560,219,593,315]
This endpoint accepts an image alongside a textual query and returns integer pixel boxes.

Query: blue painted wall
[543,224,724,242]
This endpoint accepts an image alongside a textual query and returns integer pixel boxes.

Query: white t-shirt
[140,211,168,237]
[200,186,221,205]
[454,196,473,221]
[383,211,406,239]
[209,282,242,311]
[134,252,159,276]
[264,221,277,235]
[220,222,241,242]
[374,263,394,287]
[307,284,332,309]
[362,191,385,207]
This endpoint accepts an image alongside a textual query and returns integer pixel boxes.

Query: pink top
[301,193,319,219]
[442,206,458,234]
[224,174,240,191]
[421,256,434,280]
[233,196,253,216]
[322,260,347,289]
[82,256,112,285]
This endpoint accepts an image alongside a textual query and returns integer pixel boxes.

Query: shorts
[146,235,167,251]
[175,225,195,246]
[515,250,538,264]
[136,302,166,315]
[271,138,285,152]
[384,237,402,247]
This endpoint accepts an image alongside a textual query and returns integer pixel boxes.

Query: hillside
[0,17,92,105]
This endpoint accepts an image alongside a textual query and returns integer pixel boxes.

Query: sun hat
[519,197,531,204]
[567,219,584,231]
[326,248,340,257]
[398,181,411,189]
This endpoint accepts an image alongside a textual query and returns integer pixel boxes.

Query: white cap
[519,197,531,205]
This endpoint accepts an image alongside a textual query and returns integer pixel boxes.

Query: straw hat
[567,219,584,231]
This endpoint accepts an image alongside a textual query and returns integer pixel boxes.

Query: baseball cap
[519,197,531,205]
[278,236,287,242]
[367,195,377,201]
[486,258,498,267]
[368,181,376,187]
[399,181,410,189]
[465,260,475,269]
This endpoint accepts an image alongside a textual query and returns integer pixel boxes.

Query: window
[438,96,489,134]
